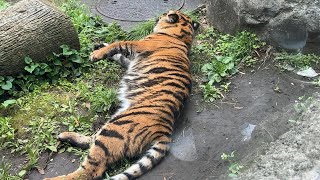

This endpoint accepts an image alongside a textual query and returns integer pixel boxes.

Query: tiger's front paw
[90,43,109,62]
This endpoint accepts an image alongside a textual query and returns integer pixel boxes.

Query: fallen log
[0,0,80,76]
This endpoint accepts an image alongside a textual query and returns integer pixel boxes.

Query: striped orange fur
[44,10,199,180]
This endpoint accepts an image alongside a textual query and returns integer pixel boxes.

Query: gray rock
[207,0,320,53]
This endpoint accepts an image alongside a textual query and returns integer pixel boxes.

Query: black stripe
[173,64,189,72]
[156,46,187,53]
[140,77,171,87]
[95,140,110,156]
[138,131,153,145]
[134,61,159,71]
[165,82,185,90]
[124,43,130,56]
[168,104,180,118]
[168,75,192,93]
[158,141,170,145]
[88,160,99,166]
[156,32,177,39]
[146,67,182,74]
[152,147,166,154]
[93,175,104,180]
[124,135,130,155]
[180,15,192,24]
[145,154,156,166]
[168,73,191,83]
[128,123,139,133]
[155,54,189,64]
[146,39,188,49]
[149,58,184,65]
[133,128,149,143]
[138,51,154,58]
[123,172,135,180]
[131,104,164,110]
[113,120,133,125]
[140,93,163,102]
[127,91,145,98]
[181,28,192,36]
[181,21,188,26]
[87,155,100,166]
[159,109,173,117]
[159,89,184,102]
[150,131,172,138]
[99,129,124,140]
[161,24,178,29]
[138,162,148,174]
[155,98,177,106]
[158,116,174,127]
[138,123,172,134]
[110,111,155,122]
[167,40,188,49]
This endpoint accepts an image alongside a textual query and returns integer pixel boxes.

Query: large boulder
[207,0,320,53]
[0,0,80,76]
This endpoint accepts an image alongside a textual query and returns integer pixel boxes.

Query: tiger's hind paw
[58,132,92,149]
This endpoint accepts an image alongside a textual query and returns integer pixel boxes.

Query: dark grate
[96,0,185,22]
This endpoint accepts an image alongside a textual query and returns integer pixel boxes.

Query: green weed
[0,158,22,180]
[221,151,243,178]
[0,0,9,11]
[60,0,127,57]
[274,52,320,70]
[0,117,15,147]
[312,78,320,87]
[127,20,155,40]
[192,27,264,102]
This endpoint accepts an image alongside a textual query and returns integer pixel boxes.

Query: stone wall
[207,0,320,53]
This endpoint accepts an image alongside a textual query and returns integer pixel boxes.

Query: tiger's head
[154,10,199,46]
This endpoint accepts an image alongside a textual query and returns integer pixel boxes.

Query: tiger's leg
[110,136,171,180]
[89,41,148,65]
[91,43,132,68]
[58,132,93,149]
[44,124,127,180]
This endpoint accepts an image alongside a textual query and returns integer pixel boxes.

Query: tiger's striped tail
[109,140,171,180]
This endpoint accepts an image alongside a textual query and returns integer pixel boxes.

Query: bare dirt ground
[24,60,318,180]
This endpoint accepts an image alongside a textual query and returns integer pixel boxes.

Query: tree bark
[0,0,80,76]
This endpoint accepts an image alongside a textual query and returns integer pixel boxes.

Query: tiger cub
[45,10,199,180]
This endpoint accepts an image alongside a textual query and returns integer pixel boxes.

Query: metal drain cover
[96,0,185,22]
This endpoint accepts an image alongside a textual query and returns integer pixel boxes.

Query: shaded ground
[239,93,320,180]
[25,60,318,179]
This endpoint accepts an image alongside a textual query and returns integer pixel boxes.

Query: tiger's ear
[167,13,179,23]
[192,21,200,30]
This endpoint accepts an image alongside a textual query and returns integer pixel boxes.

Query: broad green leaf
[18,170,27,177]
[24,64,38,73]
[24,57,33,64]
[1,81,12,90]
[2,99,17,108]
[46,145,57,152]
[53,59,62,66]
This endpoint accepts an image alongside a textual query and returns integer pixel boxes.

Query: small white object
[296,67,318,78]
